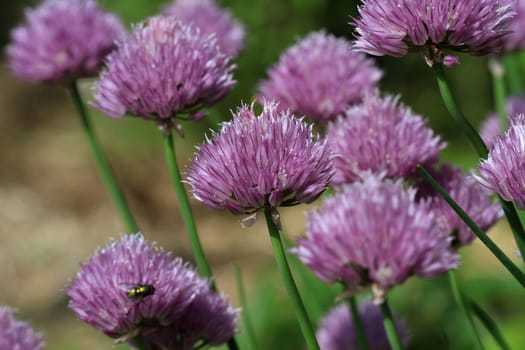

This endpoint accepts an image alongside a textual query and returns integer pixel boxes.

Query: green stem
[263,208,320,350]
[68,82,139,233]
[468,298,511,350]
[418,165,525,287]
[162,132,213,283]
[447,270,484,350]
[379,298,404,350]
[349,296,369,350]
[432,62,488,158]
[490,58,509,130]
[233,264,260,350]
[499,200,525,262]
[503,55,524,94]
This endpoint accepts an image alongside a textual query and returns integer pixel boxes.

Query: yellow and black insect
[125,284,155,301]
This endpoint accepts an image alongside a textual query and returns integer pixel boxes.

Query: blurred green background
[1,0,525,349]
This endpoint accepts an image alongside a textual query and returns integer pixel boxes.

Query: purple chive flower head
[292,175,459,302]
[327,93,445,185]
[353,0,516,64]
[257,31,382,124]
[67,233,238,348]
[6,0,124,84]
[503,0,525,52]
[92,16,235,129]
[481,93,525,147]
[317,300,409,350]
[0,307,44,350]
[419,164,502,246]
[187,101,334,216]
[475,115,525,209]
[163,0,245,57]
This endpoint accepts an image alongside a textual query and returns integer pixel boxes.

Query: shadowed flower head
[317,300,409,350]
[481,93,525,147]
[416,164,502,246]
[163,0,245,57]
[67,233,237,348]
[0,307,44,350]
[7,0,124,84]
[327,93,445,185]
[475,115,525,209]
[353,0,516,64]
[257,31,382,124]
[292,175,459,302]
[503,0,525,52]
[187,101,334,216]
[92,16,235,129]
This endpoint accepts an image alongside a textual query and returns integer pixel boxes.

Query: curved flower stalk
[0,307,44,350]
[258,31,382,124]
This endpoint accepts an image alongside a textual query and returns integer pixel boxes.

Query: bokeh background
[1,0,525,349]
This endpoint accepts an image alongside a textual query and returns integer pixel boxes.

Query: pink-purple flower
[503,0,525,52]
[92,16,235,129]
[0,306,44,350]
[292,175,459,302]
[480,93,525,147]
[163,0,245,57]
[186,101,334,215]
[327,93,445,185]
[353,0,516,63]
[67,234,238,348]
[7,0,124,84]
[258,31,382,124]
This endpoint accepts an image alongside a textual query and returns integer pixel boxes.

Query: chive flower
[7,0,124,84]
[67,234,238,348]
[92,16,235,130]
[292,175,459,302]
[0,306,44,350]
[327,93,445,185]
[503,0,525,52]
[480,93,525,147]
[258,31,382,124]
[163,0,245,57]
[186,100,334,215]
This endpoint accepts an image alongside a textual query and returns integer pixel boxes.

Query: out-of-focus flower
[317,300,409,350]
[67,234,238,348]
[352,0,516,64]
[258,31,382,124]
[417,164,502,246]
[327,93,445,185]
[92,16,235,130]
[503,0,525,52]
[163,0,245,57]
[480,93,525,147]
[0,306,44,350]
[292,175,459,302]
[187,100,333,216]
[7,0,124,84]
[475,115,525,209]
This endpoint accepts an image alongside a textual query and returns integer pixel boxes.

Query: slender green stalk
[349,296,369,350]
[418,165,525,287]
[468,298,511,350]
[503,55,524,94]
[490,58,509,130]
[233,264,260,350]
[379,298,404,350]
[162,132,213,282]
[499,200,525,262]
[263,208,320,350]
[448,270,484,350]
[68,82,139,233]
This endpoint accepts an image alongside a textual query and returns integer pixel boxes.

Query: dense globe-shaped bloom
[257,31,382,124]
[417,164,502,246]
[317,300,409,350]
[163,0,245,57]
[503,0,525,52]
[292,175,459,301]
[187,101,334,215]
[92,16,235,127]
[353,0,516,61]
[475,116,525,209]
[6,0,124,84]
[0,307,44,350]
[327,93,445,185]
[67,234,238,348]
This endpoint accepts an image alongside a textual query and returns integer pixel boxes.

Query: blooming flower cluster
[0,307,44,350]
[163,0,245,57]
[258,31,382,124]
[480,94,525,147]
[7,0,124,84]
[67,234,238,349]
[92,16,235,128]
[187,100,333,215]
[327,93,445,184]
